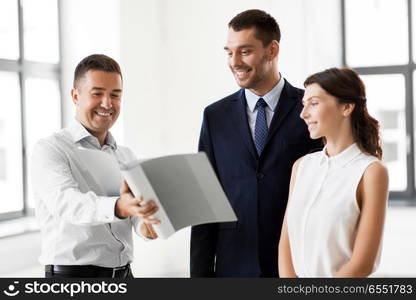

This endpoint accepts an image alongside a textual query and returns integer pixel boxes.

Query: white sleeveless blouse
[287,143,380,277]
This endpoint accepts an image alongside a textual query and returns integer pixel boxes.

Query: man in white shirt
[31,54,159,278]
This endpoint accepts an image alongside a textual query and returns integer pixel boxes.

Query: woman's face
[300,83,349,140]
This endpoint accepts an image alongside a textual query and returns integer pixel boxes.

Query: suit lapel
[229,89,258,160]
[265,80,299,146]
[228,81,300,159]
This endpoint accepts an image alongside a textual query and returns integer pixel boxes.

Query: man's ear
[71,88,79,105]
[343,103,355,117]
[269,40,279,60]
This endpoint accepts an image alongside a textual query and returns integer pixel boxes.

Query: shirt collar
[68,119,117,150]
[245,76,285,112]
[319,143,361,168]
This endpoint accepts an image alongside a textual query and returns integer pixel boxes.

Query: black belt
[45,264,131,278]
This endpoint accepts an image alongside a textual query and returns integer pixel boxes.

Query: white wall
[60,0,124,142]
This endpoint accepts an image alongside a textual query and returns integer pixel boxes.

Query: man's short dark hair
[73,54,122,88]
[228,9,280,46]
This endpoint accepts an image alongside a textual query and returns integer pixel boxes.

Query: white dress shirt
[31,120,142,268]
[287,143,381,277]
[245,76,285,140]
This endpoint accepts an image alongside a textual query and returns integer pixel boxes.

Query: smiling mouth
[95,111,113,117]
[307,122,317,130]
[234,69,252,79]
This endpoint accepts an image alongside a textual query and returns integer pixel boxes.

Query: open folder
[76,148,237,239]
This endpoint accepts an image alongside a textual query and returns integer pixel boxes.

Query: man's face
[71,70,122,140]
[225,27,274,91]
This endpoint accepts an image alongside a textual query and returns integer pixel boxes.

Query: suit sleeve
[190,108,218,277]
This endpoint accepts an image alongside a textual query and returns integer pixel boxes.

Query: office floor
[1,206,414,277]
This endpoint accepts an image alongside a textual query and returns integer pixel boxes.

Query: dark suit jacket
[190,79,323,277]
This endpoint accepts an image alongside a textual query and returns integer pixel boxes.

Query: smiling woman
[279,68,389,278]
[302,68,382,159]
[300,84,348,141]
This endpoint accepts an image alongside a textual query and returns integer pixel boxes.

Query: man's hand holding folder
[115,180,160,239]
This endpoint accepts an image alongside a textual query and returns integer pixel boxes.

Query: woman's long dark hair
[304,68,382,159]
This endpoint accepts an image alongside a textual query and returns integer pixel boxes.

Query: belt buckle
[112,266,126,278]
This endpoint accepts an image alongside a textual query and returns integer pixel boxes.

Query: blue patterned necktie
[254,98,268,155]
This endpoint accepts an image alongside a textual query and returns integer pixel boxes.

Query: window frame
[0,0,63,221]
[342,0,415,202]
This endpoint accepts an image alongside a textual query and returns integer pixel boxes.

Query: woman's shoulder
[359,160,389,207]
[363,159,388,179]
[359,159,389,195]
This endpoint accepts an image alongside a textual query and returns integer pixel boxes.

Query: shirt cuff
[132,217,153,242]
[96,196,119,223]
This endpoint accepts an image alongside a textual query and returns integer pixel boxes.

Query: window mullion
[17,0,29,215]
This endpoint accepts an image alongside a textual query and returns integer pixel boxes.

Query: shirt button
[257,172,265,180]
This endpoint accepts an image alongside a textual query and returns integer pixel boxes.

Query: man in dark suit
[190,9,323,277]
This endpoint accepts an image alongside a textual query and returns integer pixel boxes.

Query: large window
[342,0,414,201]
[0,0,61,220]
